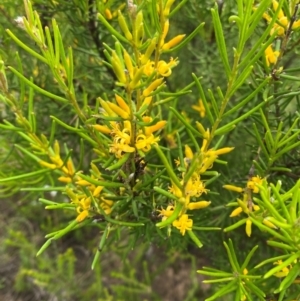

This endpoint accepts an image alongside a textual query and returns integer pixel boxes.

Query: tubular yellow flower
[230,206,243,217]
[123,50,134,79]
[141,96,152,108]
[67,159,74,176]
[93,185,103,197]
[163,0,176,17]
[92,124,111,134]
[213,147,234,155]
[198,154,217,173]
[185,145,194,160]
[192,99,206,118]
[246,218,252,237]
[115,94,130,114]
[76,210,89,222]
[263,218,278,229]
[99,98,117,117]
[292,20,300,29]
[145,120,166,135]
[111,51,127,84]
[143,78,164,97]
[253,205,260,211]
[105,8,112,20]
[58,176,72,183]
[196,121,206,136]
[141,38,157,64]
[162,34,185,50]
[172,214,193,235]
[76,179,91,186]
[237,198,249,214]
[223,185,243,193]
[162,20,170,40]
[129,65,145,89]
[118,10,132,41]
[39,160,57,169]
[101,199,113,215]
[265,45,280,67]
[188,201,211,210]
[107,101,130,119]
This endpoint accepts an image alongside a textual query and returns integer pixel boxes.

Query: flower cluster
[102,0,125,20]
[159,129,234,235]
[262,0,300,37]
[224,176,264,237]
[39,140,111,222]
[93,95,166,158]
[93,0,184,160]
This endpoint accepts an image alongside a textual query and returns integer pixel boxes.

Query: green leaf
[8,67,68,103]
[211,5,231,79]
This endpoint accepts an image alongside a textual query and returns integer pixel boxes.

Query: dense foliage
[2,0,300,300]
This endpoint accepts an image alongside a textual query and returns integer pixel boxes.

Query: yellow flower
[273,260,290,278]
[245,218,252,237]
[188,201,211,210]
[143,78,164,97]
[76,197,91,222]
[168,182,183,198]
[105,8,112,20]
[143,60,155,76]
[144,120,166,136]
[135,133,160,152]
[192,99,206,118]
[185,145,194,160]
[109,142,135,158]
[172,214,193,235]
[58,176,72,183]
[230,206,243,217]
[263,217,278,229]
[93,124,111,134]
[162,34,185,50]
[110,121,135,158]
[265,45,280,67]
[185,174,208,197]
[262,0,300,36]
[223,184,243,193]
[157,58,178,77]
[158,205,175,221]
[247,176,263,193]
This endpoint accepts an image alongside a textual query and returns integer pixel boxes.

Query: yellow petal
[246,219,252,237]
[58,176,72,183]
[92,124,111,134]
[107,101,130,119]
[188,201,211,210]
[185,145,194,159]
[162,34,185,50]
[223,185,243,193]
[76,210,89,222]
[39,160,57,169]
[230,207,243,217]
[115,94,130,113]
